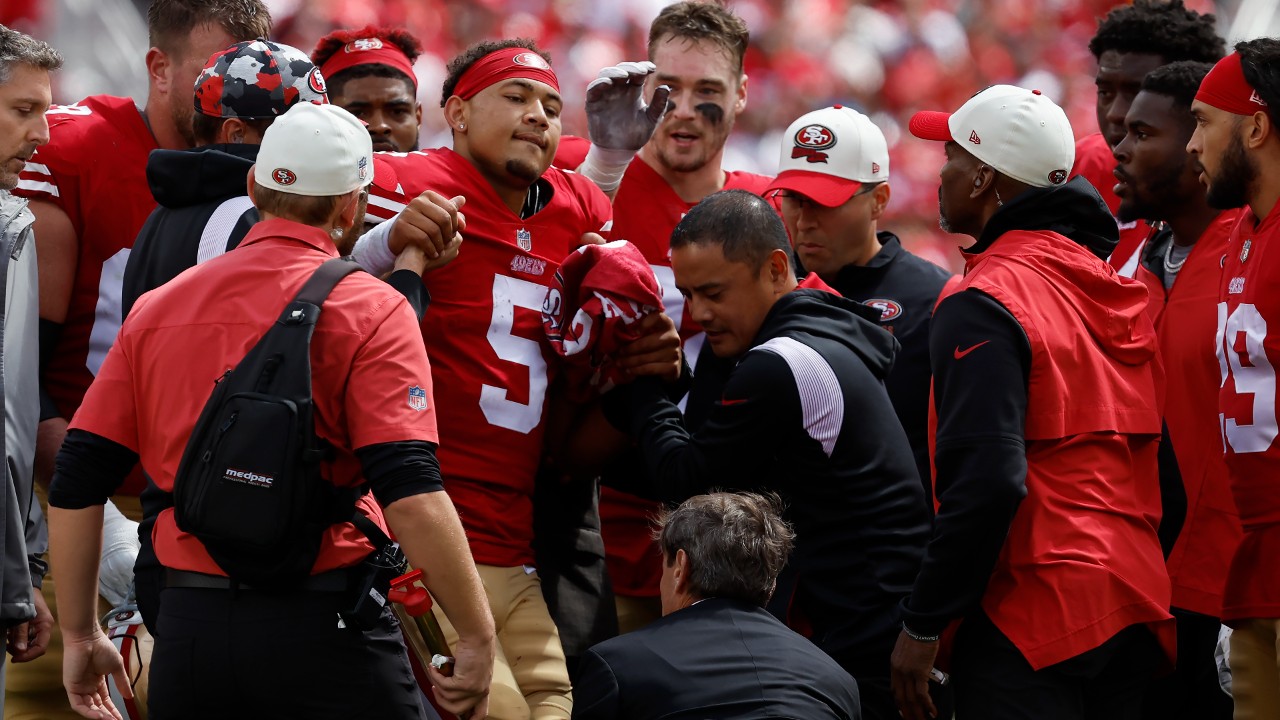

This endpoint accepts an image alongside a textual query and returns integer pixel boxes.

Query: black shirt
[827,232,952,504]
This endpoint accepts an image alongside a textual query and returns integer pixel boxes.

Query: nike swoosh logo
[953,341,990,359]
[720,397,750,406]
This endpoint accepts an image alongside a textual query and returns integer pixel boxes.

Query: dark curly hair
[1088,0,1223,64]
[1140,60,1214,112]
[1237,38,1280,126]
[310,25,423,95]
[439,38,551,108]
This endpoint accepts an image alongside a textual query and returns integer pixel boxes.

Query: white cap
[766,105,889,207]
[909,84,1074,188]
[254,102,374,197]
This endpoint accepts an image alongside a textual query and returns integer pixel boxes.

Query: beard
[1205,134,1256,211]
[1116,158,1188,224]
[937,186,954,233]
[170,89,196,148]
[334,193,369,256]
[505,157,543,184]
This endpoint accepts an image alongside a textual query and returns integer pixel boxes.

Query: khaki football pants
[1232,618,1280,720]
[433,564,572,720]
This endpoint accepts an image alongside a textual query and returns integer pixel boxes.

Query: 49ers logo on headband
[346,38,384,53]
[792,124,836,164]
[272,168,297,186]
[1048,169,1067,185]
[513,52,552,70]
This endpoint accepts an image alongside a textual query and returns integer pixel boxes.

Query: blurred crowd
[0,0,1229,266]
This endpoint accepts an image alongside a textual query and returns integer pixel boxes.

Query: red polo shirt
[70,218,439,575]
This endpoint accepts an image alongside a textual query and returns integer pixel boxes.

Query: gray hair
[655,492,796,607]
[0,25,62,86]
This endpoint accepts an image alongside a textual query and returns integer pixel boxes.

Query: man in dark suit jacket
[572,492,861,720]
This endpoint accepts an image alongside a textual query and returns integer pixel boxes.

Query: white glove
[99,499,140,607]
[585,61,671,152]
[579,61,671,194]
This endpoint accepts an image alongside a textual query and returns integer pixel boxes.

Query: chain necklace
[1164,239,1189,275]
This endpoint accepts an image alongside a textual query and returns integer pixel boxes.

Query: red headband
[319,37,417,90]
[452,48,559,100]
[1196,52,1268,116]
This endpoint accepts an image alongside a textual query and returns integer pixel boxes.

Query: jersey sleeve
[553,135,591,170]
[345,288,440,449]
[568,169,614,235]
[15,109,88,228]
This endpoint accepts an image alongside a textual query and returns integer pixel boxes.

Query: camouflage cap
[194,39,329,119]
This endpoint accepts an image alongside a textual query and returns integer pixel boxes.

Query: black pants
[148,587,427,720]
[953,613,1162,720]
[1141,608,1233,720]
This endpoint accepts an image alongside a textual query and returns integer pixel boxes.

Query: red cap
[908,111,954,142]
[768,171,864,208]
[1196,52,1268,116]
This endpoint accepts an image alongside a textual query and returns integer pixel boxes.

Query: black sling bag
[172,256,366,588]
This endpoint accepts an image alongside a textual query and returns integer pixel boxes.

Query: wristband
[903,623,941,643]
[577,145,635,195]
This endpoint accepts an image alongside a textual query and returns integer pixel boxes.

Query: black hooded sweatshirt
[121,144,426,320]
[900,176,1125,635]
[603,289,930,680]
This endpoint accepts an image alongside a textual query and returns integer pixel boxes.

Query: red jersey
[15,95,157,495]
[962,230,1174,669]
[1071,132,1154,277]
[71,220,438,575]
[1216,204,1280,622]
[1134,213,1242,618]
[370,148,612,567]
[600,155,775,598]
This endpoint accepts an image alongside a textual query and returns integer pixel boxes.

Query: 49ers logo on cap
[346,38,383,53]
[791,124,836,164]
[272,168,297,186]
[1048,169,1067,185]
[513,52,552,70]
[308,67,327,95]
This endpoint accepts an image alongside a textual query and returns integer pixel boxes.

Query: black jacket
[574,598,862,720]
[122,144,261,319]
[603,289,929,678]
[828,232,952,503]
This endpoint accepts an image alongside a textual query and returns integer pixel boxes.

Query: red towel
[543,240,664,401]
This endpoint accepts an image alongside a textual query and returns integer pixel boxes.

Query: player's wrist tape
[578,145,635,194]
[903,623,941,643]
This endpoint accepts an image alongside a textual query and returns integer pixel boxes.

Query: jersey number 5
[1218,302,1279,453]
[480,275,549,434]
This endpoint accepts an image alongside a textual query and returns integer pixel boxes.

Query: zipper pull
[218,412,238,434]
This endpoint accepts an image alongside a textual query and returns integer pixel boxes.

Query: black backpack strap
[350,510,394,550]
[277,257,363,327]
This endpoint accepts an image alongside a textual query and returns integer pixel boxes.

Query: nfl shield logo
[1242,239,1252,263]
[516,228,532,252]
[407,386,428,412]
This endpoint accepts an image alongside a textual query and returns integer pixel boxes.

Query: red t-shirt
[370,148,612,567]
[1071,132,1154,277]
[1135,212,1244,618]
[71,219,439,575]
[599,155,776,598]
[15,95,158,495]
[1217,204,1280,622]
